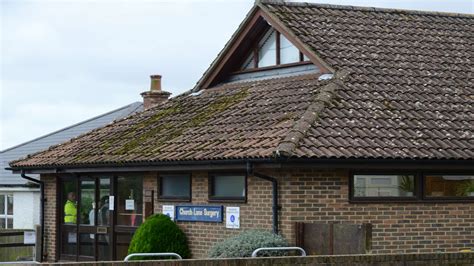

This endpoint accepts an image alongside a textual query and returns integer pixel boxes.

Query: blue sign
[175,205,223,222]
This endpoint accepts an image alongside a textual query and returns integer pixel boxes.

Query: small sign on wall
[24,231,36,244]
[162,205,175,220]
[226,207,240,229]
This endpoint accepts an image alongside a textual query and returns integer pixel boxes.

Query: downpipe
[247,162,279,234]
[21,171,44,262]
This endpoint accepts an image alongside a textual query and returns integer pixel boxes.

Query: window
[117,175,143,227]
[352,174,415,199]
[159,174,191,200]
[209,174,246,201]
[425,175,474,198]
[351,172,474,202]
[239,28,308,71]
[258,30,277,67]
[0,194,14,229]
[280,34,300,64]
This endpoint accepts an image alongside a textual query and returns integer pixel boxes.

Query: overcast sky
[1,0,472,150]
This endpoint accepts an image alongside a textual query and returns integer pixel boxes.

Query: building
[7,0,473,262]
[0,102,142,229]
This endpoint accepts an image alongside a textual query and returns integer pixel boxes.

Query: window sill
[208,197,246,203]
[158,197,191,203]
[350,198,474,204]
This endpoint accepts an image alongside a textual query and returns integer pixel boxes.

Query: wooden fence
[0,225,42,262]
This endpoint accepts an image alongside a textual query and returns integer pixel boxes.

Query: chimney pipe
[141,75,171,109]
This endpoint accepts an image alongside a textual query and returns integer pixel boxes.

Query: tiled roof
[10,74,341,167]
[263,1,473,160]
[10,1,474,169]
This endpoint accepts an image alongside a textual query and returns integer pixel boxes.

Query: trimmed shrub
[128,214,191,259]
[208,230,289,258]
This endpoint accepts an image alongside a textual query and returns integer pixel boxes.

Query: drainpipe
[21,170,44,263]
[247,162,279,234]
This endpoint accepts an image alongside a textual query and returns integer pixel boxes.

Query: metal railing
[124,252,183,261]
[251,247,307,257]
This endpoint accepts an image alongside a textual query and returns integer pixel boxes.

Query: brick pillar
[41,174,57,261]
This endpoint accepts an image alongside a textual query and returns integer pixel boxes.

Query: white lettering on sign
[226,207,240,229]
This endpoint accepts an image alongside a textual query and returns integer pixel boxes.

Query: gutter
[20,171,44,263]
[247,162,279,234]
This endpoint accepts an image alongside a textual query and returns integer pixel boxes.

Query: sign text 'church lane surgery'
[175,205,223,222]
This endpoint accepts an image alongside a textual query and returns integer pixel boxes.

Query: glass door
[114,175,143,260]
[59,176,112,261]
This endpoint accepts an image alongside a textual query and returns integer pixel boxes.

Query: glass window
[160,175,191,199]
[80,178,95,225]
[258,30,277,67]
[117,175,143,227]
[210,174,246,200]
[98,177,111,226]
[280,34,300,64]
[241,53,254,70]
[0,195,4,215]
[424,175,474,197]
[353,174,415,198]
[62,179,78,224]
[0,194,14,229]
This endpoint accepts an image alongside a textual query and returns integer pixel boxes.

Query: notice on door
[225,206,240,229]
[109,196,114,211]
[68,232,77,243]
[125,199,135,210]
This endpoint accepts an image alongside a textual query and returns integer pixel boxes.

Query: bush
[128,214,191,259]
[208,230,289,258]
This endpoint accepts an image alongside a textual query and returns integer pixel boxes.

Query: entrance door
[59,176,112,261]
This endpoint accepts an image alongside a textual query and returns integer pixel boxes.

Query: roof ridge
[274,69,350,157]
[0,102,143,154]
[261,0,474,19]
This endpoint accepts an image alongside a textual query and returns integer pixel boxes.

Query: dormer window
[239,29,309,72]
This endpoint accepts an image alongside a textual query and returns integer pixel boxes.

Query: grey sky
[1,0,473,150]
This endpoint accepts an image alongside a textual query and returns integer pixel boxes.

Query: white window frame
[0,194,14,229]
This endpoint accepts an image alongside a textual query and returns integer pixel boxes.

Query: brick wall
[41,174,57,261]
[144,171,274,258]
[41,169,474,261]
[32,252,474,266]
[277,169,474,254]
[147,169,473,258]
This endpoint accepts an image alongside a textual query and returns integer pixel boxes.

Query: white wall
[0,187,40,229]
[13,190,40,229]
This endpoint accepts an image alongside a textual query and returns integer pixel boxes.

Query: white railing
[124,252,183,261]
[251,247,306,257]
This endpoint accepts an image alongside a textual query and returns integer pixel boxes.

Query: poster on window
[68,232,77,243]
[125,199,135,210]
[225,207,240,229]
[109,196,114,211]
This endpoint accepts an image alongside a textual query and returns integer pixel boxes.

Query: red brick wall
[144,171,274,258]
[42,169,474,260]
[278,169,474,254]
[147,169,473,258]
